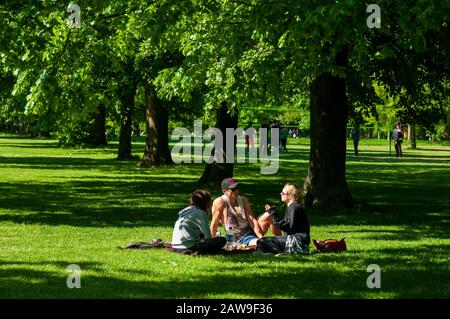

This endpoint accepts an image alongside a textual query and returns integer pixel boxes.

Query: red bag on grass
[313,238,347,253]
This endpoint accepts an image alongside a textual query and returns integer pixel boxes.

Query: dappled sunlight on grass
[0,136,449,298]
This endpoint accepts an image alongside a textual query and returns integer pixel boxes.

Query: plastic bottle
[226,226,234,243]
[225,227,234,251]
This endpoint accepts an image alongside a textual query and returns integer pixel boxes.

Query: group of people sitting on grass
[171,178,310,255]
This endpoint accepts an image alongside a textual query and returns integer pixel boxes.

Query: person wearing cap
[210,178,262,246]
[171,189,226,254]
[211,178,281,246]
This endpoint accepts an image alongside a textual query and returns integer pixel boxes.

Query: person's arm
[242,196,263,238]
[265,204,280,222]
[210,198,225,237]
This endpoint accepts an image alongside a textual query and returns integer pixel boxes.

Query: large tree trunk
[199,101,238,185]
[303,50,354,210]
[90,102,107,146]
[138,83,172,166]
[117,81,137,160]
[410,124,417,149]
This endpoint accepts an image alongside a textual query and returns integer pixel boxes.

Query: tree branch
[50,29,71,73]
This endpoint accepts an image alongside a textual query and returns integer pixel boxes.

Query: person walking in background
[271,119,280,151]
[351,125,360,156]
[392,123,403,157]
[260,120,270,154]
[280,125,289,152]
[245,121,255,151]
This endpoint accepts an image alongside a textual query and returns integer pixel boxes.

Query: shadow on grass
[345,149,450,163]
[0,143,60,149]
[0,260,104,271]
[0,179,204,227]
[408,147,450,152]
[321,224,450,241]
[1,137,449,232]
[0,156,135,170]
[1,244,448,298]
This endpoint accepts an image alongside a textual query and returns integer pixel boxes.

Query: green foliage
[1,0,449,146]
[148,0,449,133]
[357,83,398,137]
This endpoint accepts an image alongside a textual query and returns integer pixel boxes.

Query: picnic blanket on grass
[117,238,255,255]
[117,238,171,250]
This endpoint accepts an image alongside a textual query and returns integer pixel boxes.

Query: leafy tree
[357,83,398,140]
[0,1,116,145]
[3,1,449,210]
[152,0,449,209]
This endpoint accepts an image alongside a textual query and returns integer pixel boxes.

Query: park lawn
[0,135,449,298]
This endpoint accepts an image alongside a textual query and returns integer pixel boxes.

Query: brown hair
[190,189,212,212]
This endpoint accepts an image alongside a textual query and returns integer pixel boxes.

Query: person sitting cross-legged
[210,178,281,247]
[256,183,310,254]
[171,189,226,254]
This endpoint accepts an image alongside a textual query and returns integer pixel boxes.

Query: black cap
[221,178,239,191]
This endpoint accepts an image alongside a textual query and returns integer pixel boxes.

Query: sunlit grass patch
[0,136,449,298]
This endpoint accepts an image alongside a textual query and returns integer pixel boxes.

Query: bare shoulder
[212,196,226,209]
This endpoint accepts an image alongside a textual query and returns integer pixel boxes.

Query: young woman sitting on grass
[171,189,226,254]
[256,183,310,254]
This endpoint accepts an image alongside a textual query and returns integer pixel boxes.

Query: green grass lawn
[0,135,449,298]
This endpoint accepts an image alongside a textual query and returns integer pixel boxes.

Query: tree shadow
[0,156,134,170]
[1,244,448,298]
[0,180,202,227]
[319,225,450,241]
[0,143,60,149]
[345,149,450,163]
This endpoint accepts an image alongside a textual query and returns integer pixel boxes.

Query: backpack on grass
[313,238,347,253]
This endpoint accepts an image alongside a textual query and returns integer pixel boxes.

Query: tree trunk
[410,124,417,149]
[117,81,137,160]
[198,101,238,185]
[138,83,172,166]
[90,103,107,146]
[303,50,354,210]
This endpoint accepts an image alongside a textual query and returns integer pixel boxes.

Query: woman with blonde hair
[256,183,310,254]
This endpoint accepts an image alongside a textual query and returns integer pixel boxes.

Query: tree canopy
[1,0,449,208]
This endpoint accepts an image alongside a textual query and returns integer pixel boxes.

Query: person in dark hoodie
[171,189,226,254]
